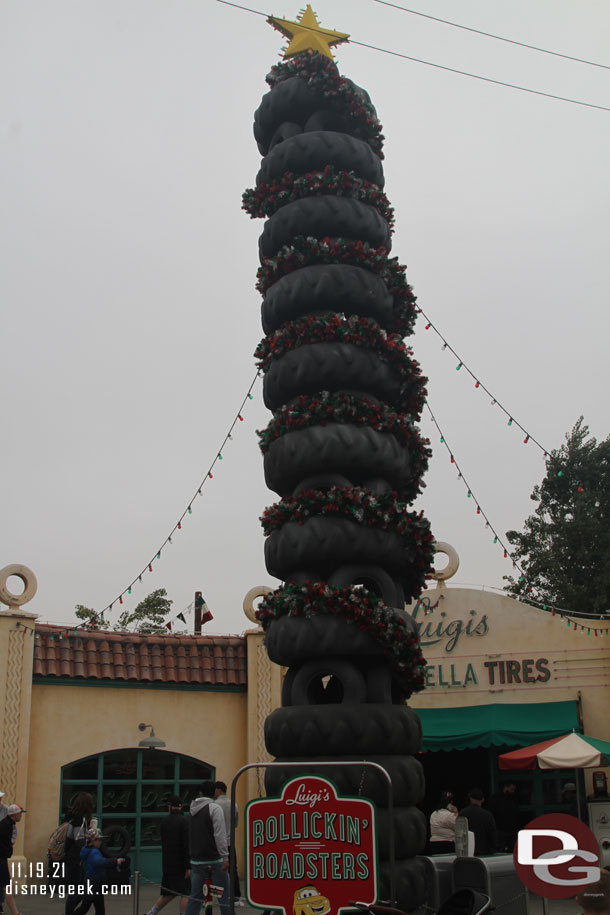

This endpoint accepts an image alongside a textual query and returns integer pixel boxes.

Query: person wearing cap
[213,782,241,903]
[459,788,497,856]
[144,796,191,915]
[72,827,124,915]
[0,806,25,915]
[184,781,229,915]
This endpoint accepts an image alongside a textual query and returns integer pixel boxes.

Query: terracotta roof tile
[33,624,247,688]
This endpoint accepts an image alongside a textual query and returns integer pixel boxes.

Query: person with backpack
[183,782,229,915]
[63,792,95,915]
[72,827,124,915]
[0,805,25,915]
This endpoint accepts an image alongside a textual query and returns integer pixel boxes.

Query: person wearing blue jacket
[72,828,124,915]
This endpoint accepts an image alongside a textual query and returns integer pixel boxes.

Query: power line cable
[216,0,610,113]
[372,0,610,72]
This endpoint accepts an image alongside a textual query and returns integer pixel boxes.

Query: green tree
[113,588,173,634]
[75,604,97,626]
[504,418,610,615]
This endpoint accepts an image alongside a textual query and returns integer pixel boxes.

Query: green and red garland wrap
[256,581,427,691]
[255,312,427,418]
[265,51,384,157]
[243,167,394,231]
[261,485,435,562]
[257,236,417,338]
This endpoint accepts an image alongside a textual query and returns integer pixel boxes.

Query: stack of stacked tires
[245,52,435,912]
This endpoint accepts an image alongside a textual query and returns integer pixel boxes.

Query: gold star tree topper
[268,5,350,60]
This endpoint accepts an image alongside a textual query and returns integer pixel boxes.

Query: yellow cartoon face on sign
[293,885,331,915]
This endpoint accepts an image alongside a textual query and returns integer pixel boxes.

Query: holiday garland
[243,167,394,230]
[257,236,417,337]
[255,312,427,418]
[265,51,385,157]
[261,485,435,553]
[256,581,427,690]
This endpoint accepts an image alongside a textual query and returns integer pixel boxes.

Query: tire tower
[244,9,435,911]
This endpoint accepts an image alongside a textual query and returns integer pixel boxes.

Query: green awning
[416,701,579,752]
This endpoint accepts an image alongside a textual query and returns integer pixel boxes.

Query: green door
[61,749,214,881]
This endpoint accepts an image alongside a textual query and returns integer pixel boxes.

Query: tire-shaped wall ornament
[281,657,368,707]
[262,343,405,412]
[254,78,324,154]
[265,613,385,666]
[256,131,385,189]
[258,196,392,260]
[263,424,412,497]
[268,122,303,151]
[264,703,423,757]
[101,826,131,858]
[264,518,411,582]
[264,754,425,808]
[261,263,394,335]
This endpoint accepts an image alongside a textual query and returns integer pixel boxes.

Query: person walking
[65,792,96,915]
[488,782,520,852]
[429,791,458,854]
[214,782,241,902]
[144,796,191,915]
[0,805,25,915]
[72,827,124,915]
[184,782,229,915]
[459,788,497,856]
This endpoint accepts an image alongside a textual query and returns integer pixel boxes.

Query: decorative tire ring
[264,703,422,757]
[375,806,428,859]
[0,564,38,607]
[264,613,385,665]
[264,517,411,582]
[264,754,425,808]
[256,131,385,189]
[291,473,353,496]
[261,264,394,335]
[254,78,326,154]
[263,424,414,500]
[364,659,418,703]
[258,196,391,260]
[281,656,367,706]
[262,342,405,412]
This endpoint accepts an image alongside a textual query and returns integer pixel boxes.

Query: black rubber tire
[264,704,422,757]
[303,109,348,134]
[283,657,368,706]
[258,196,391,261]
[254,78,326,155]
[256,131,385,189]
[365,662,415,704]
[100,825,131,857]
[265,614,385,666]
[292,473,353,496]
[378,857,427,912]
[268,121,302,151]
[361,477,393,495]
[264,754,425,807]
[264,518,411,582]
[263,424,413,498]
[327,562,400,607]
[376,807,428,859]
[261,264,394,335]
[262,343,405,412]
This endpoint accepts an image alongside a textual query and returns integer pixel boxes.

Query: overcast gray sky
[2,0,609,634]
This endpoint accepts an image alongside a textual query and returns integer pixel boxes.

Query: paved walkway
[6,879,580,915]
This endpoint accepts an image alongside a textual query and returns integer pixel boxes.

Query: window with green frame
[61,749,214,859]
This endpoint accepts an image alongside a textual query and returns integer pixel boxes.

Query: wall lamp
[138,722,166,749]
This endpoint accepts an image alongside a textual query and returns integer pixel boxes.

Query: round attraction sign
[246,775,378,915]
[514,813,600,899]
